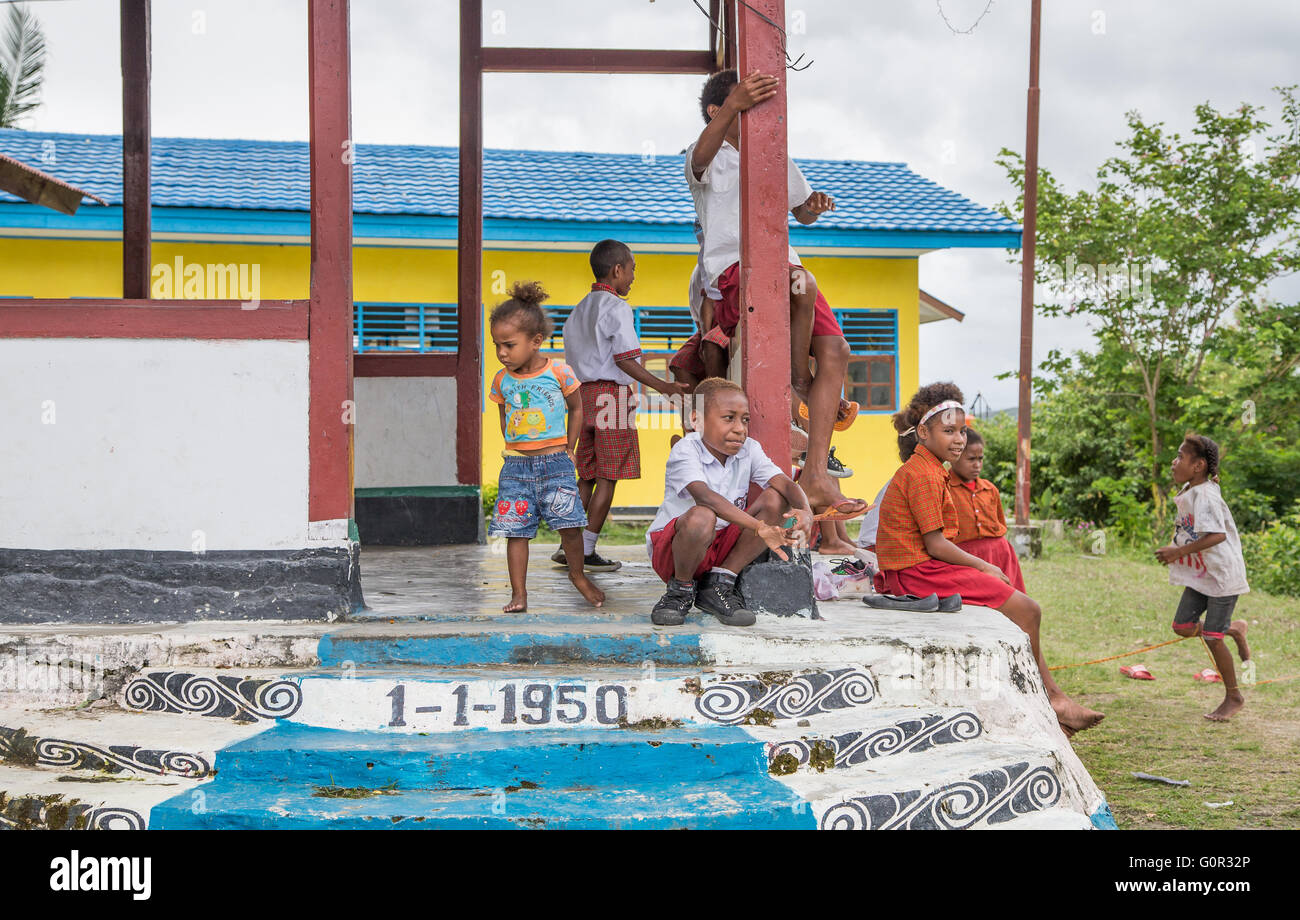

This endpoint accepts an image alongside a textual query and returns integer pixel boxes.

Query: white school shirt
[1168,481,1250,597]
[562,286,642,386]
[685,139,815,287]
[855,482,893,548]
[645,432,785,555]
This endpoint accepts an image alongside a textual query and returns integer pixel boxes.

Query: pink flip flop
[1119,664,1155,680]
[1193,668,1223,683]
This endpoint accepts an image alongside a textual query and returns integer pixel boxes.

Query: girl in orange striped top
[874,382,1104,738]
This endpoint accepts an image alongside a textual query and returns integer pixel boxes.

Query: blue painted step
[214,722,770,789]
[150,773,816,830]
[318,628,707,667]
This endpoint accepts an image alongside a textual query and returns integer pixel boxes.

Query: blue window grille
[834,308,897,355]
[353,302,459,353]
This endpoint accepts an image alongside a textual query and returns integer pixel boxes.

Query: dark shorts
[648,517,743,583]
[1173,587,1238,639]
[489,452,587,538]
[575,381,641,481]
[714,262,844,340]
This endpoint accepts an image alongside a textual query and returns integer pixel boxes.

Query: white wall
[0,338,310,551]
[354,376,458,489]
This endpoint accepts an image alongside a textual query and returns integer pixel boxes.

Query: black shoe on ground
[551,549,622,573]
[862,592,940,612]
[936,594,963,612]
[582,552,622,573]
[695,572,756,627]
[652,579,696,626]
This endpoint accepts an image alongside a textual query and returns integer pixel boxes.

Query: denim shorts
[489,452,588,538]
[1173,586,1238,639]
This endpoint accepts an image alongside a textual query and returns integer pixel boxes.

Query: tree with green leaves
[997,86,1300,526]
[0,3,46,129]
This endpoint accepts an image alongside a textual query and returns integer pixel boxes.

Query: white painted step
[0,763,200,830]
[776,740,1088,830]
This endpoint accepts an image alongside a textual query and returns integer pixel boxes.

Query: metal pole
[1014,0,1041,527]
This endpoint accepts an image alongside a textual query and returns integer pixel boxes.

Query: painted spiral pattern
[696,668,876,725]
[768,711,984,769]
[819,761,1062,830]
[123,671,301,721]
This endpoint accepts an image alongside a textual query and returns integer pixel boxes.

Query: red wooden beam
[737,0,790,474]
[120,0,150,299]
[307,0,355,528]
[0,300,309,339]
[482,48,714,74]
[457,0,484,488]
[354,353,457,377]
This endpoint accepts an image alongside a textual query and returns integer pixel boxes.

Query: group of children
[485,67,1253,734]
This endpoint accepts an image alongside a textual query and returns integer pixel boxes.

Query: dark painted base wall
[0,546,364,624]
[355,494,481,546]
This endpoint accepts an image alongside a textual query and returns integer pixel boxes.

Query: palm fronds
[0,3,47,128]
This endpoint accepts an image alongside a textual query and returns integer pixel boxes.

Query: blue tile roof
[0,129,1019,236]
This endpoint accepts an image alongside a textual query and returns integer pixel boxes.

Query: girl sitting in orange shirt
[948,427,1026,593]
[873,382,1103,738]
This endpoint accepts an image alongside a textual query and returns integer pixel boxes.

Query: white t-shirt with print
[685,139,815,287]
[1169,480,1250,597]
[646,432,785,555]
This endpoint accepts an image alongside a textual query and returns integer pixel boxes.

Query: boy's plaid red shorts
[575,380,641,481]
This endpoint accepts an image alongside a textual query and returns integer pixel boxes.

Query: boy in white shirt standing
[647,377,814,627]
[686,68,867,523]
[558,239,689,572]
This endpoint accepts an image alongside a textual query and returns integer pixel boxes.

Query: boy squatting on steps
[486,281,605,613]
[1156,433,1253,722]
[646,377,815,628]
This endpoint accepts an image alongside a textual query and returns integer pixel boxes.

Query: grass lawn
[1025,541,1300,830]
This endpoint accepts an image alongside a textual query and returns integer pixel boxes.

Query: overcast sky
[17,0,1300,408]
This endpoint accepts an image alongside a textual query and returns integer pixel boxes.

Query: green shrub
[1241,505,1300,598]
[481,482,499,518]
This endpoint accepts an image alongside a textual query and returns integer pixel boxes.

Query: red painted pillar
[737,0,791,472]
[307,0,355,531]
[457,0,483,489]
[120,0,150,299]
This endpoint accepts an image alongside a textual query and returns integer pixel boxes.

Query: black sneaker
[695,572,756,627]
[652,579,696,626]
[829,557,868,577]
[827,447,854,478]
[551,549,623,573]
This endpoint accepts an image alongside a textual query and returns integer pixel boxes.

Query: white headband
[901,400,966,437]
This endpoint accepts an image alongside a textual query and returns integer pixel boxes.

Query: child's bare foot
[817,539,858,555]
[1226,620,1251,661]
[800,473,867,518]
[503,594,527,613]
[1051,696,1105,735]
[1204,691,1245,722]
[571,572,605,607]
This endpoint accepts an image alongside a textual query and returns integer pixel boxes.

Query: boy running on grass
[685,68,867,521]
[646,377,814,627]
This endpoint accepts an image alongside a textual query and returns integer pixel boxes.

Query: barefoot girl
[487,281,605,612]
[1155,433,1252,722]
[873,382,1104,737]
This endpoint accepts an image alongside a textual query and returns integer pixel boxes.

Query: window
[845,355,896,411]
[836,308,898,411]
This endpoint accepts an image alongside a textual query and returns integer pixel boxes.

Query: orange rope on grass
[1048,636,1192,671]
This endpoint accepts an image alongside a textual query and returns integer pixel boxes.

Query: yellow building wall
[0,238,918,506]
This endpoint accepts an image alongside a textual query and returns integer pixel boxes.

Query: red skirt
[874,557,1016,609]
[955,536,1026,593]
[714,262,843,339]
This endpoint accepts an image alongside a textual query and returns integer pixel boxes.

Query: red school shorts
[873,557,1017,609]
[575,380,641,481]
[668,326,732,378]
[649,516,744,583]
[714,262,844,340]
